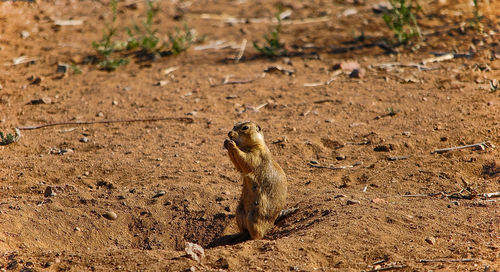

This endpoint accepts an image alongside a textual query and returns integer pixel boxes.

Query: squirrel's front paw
[224,139,236,150]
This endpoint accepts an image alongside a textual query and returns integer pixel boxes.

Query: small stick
[16,117,194,130]
[372,62,435,71]
[418,258,475,263]
[431,142,491,154]
[421,53,454,65]
[482,192,500,198]
[368,265,407,272]
[223,75,254,85]
[308,162,362,170]
[234,39,247,63]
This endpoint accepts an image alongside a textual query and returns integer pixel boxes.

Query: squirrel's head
[228,121,264,149]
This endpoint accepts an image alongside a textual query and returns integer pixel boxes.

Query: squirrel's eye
[242,125,249,130]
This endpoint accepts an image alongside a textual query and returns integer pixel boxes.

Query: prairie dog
[223,121,287,239]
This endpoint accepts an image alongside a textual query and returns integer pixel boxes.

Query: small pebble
[74,227,81,231]
[60,149,73,154]
[373,145,390,152]
[20,31,30,39]
[153,191,166,198]
[112,100,118,106]
[56,64,68,74]
[336,155,346,160]
[346,199,360,205]
[44,186,56,197]
[103,211,117,220]
[30,97,51,105]
[96,112,104,117]
[371,198,386,204]
[79,137,89,143]
[425,236,436,245]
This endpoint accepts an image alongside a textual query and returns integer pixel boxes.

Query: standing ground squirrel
[224,121,287,239]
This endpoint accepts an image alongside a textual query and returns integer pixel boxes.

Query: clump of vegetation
[168,24,197,55]
[470,0,484,32]
[253,11,286,57]
[386,107,400,116]
[0,128,21,145]
[92,0,129,70]
[125,0,162,53]
[382,0,422,44]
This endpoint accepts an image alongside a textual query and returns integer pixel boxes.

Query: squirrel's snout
[228,131,237,139]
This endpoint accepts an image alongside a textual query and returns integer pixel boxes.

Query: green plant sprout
[382,0,422,44]
[92,0,129,70]
[126,0,162,52]
[0,128,21,145]
[253,10,286,57]
[168,24,196,55]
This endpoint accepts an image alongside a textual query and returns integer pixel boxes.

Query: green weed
[168,24,196,55]
[0,128,21,145]
[126,0,162,52]
[387,107,400,116]
[470,0,484,31]
[253,11,286,57]
[92,0,129,70]
[382,0,422,44]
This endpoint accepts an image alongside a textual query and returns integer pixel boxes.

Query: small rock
[425,236,436,245]
[226,95,238,99]
[349,68,365,78]
[185,242,204,262]
[336,155,346,160]
[28,76,42,85]
[44,186,56,197]
[74,227,81,231]
[30,97,51,105]
[103,211,117,220]
[402,131,411,136]
[154,80,168,86]
[186,111,197,116]
[373,145,390,152]
[112,100,118,106]
[371,198,386,204]
[60,149,73,154]
[153,191,166,198]
[96,112,104,117]
[96,180,115,189]
[20,31,30,39]
[56,64,68,74]
[346,199,360,205]
[79,137,89,143]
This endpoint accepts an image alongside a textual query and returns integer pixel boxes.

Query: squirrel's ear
[257,125,261,132]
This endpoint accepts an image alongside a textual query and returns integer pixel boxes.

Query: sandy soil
[0,0,499,271]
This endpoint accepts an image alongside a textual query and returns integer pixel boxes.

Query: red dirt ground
[0,0,499,271]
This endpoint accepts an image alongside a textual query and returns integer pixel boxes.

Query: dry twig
[308,161,362,170]
[372,62,435,71]
[234,39,247,63]
[17,117,194,130]
[431,142,493,154]
[418,258,475,263]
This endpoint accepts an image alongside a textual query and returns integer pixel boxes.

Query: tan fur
[224,121,287,239]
